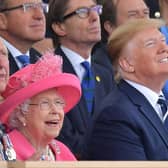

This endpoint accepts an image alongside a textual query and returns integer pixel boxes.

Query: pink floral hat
[0,52,81,124]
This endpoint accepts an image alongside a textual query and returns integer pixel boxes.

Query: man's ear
[0,13,8,30]
[104,21,115,36]
[52,22,66,36]
[119,56,135,73]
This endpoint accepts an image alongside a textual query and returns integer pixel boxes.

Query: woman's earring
[23,122,26,127]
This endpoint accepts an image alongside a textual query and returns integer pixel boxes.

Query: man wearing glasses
[0,0,47,74]
[47,0,115,160]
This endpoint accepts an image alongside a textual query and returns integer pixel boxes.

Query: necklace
[40,145,55,161]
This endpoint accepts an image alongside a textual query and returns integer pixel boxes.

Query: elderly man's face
[121,27,168,91]
[0,40,9,94]
[115,0,149,26]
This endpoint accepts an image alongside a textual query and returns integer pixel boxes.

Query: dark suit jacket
[87,80,168,160]
[55,46,115,158]
[92,42,113,74]
[9,48,41,75]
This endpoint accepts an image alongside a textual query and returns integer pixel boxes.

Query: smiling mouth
[45,121,59,127]
[159,57,168,63]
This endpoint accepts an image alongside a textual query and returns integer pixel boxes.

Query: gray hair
[8,99,30,130]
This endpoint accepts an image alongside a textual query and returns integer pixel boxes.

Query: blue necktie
[158,95,167,116]
[81,61,95,113]
[16,55,30,67]
[157,95,168,128]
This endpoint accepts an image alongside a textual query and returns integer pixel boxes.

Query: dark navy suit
[92,42,113,74]
[9,48,41,75]
[87,80,168,160]
[55,46,115,158]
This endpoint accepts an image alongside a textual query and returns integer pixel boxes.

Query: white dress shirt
[61,45,91,83]
[1,38,30,69]
[126,80,165,122]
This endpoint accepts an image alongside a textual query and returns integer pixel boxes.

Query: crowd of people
[0,0,168,161]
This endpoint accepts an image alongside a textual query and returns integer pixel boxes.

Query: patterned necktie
[81,61,95,113]
[16,55,30,67]
[158,95,167,116]
[157,95,168,127]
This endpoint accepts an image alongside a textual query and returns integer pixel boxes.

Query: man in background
[92,0,150,72]
[0,0,46,74]
[47,0,114,159]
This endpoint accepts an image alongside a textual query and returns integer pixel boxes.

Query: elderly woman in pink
[0,52,81,161]
[0,39,9,103]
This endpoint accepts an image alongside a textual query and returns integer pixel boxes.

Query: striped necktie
[81,61,95,113]
[158,95,167,116]
[16,55,30,67]
[157,95,168,127]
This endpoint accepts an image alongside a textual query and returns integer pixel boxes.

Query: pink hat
[0,52,81,124]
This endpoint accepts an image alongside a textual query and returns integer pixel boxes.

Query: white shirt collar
[1,38,30,57]
[61,45,91,82]
[125,80,161,107]
[125,80,164,121]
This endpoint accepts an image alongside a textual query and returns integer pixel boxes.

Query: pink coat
[8,130,76,161]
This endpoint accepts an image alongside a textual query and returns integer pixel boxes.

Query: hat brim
[0,73,81,124]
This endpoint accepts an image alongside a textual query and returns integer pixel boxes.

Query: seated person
[87,18,168,160]
[0,52,81,161]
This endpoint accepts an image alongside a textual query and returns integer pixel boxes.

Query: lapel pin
[96,76,101,82]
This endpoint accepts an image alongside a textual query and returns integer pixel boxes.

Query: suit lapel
[91,65,101,117]
[8,51,19,75]
[55,47,90,127]
[8,48,41,75]
[119,80,168,148]
[30,48,41,63]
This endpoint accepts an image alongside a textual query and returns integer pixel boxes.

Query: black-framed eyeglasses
[63,5,103,21]
[0,2,48,13]
[29,98,65,111]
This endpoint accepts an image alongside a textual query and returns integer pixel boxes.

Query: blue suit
[87,80,168,160]
[55,46,115,159]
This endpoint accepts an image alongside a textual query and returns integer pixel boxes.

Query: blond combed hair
[107,18,165,82]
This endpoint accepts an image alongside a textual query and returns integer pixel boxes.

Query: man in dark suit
[87,18,168,160]
[47,0,115,159]
[92,0,150,73]
[0,0,46,74]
